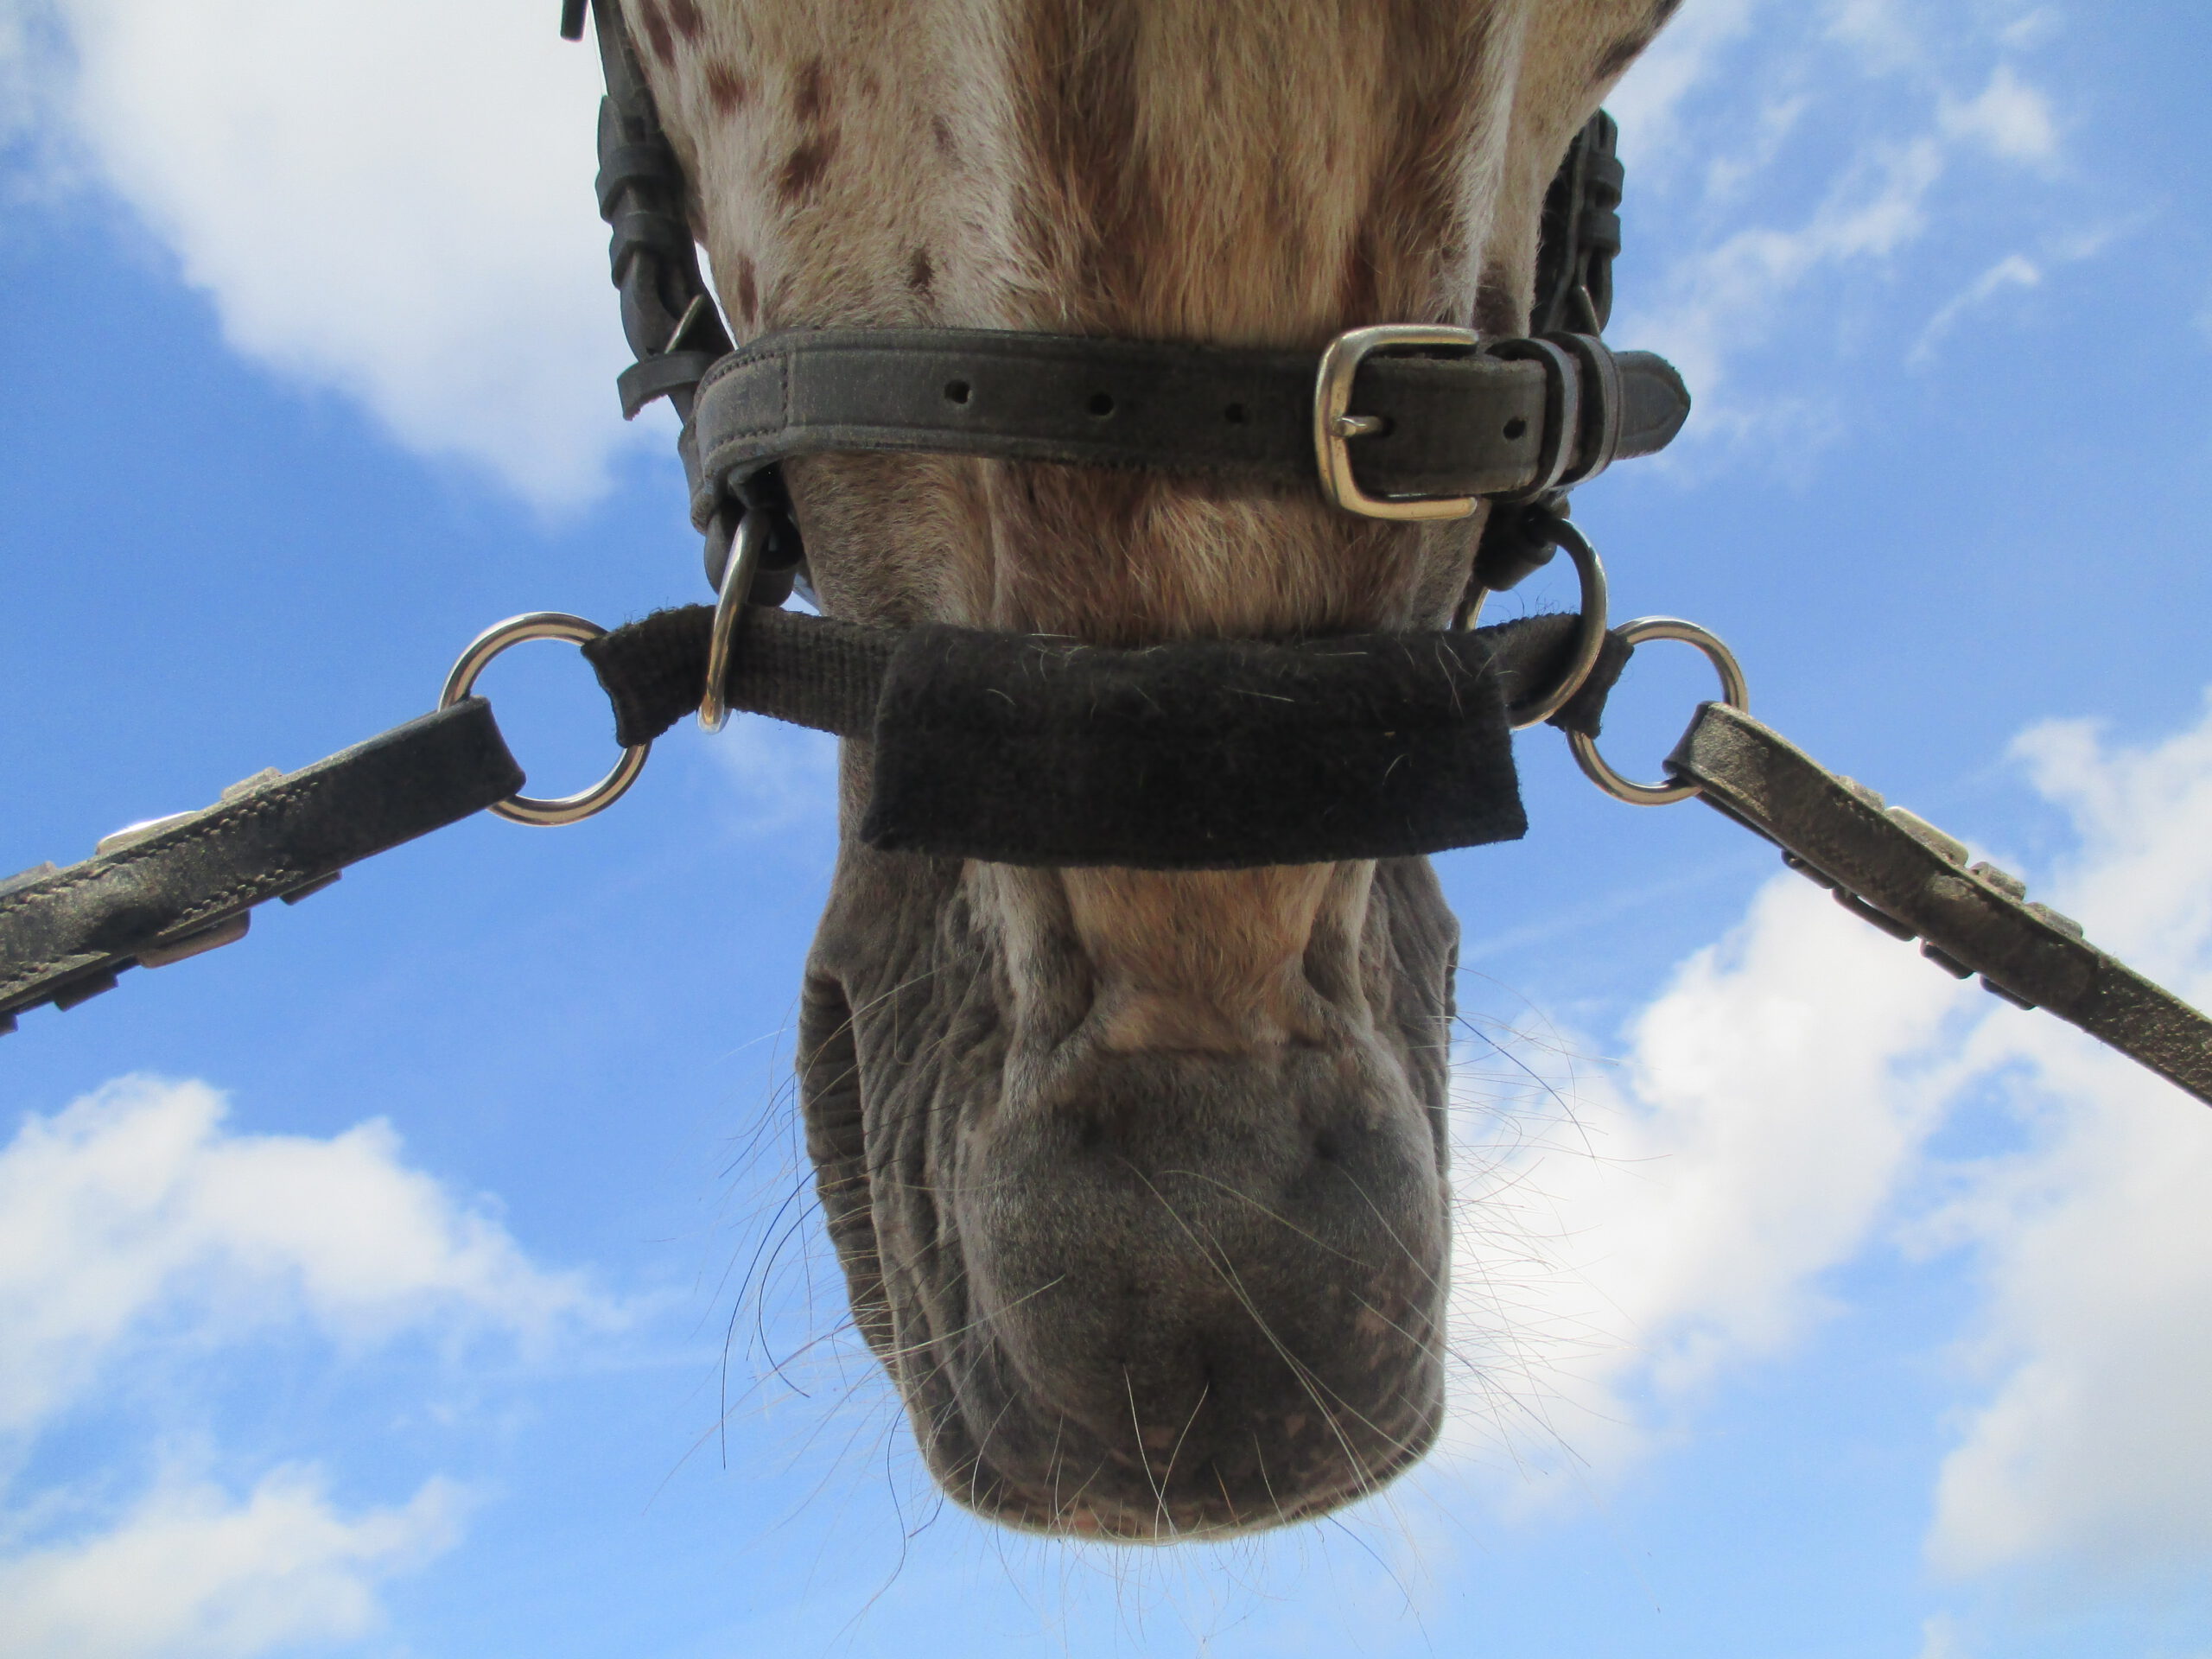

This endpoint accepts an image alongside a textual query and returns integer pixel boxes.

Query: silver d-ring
[699,510,768,734]
[1461,522,1610,729]
[1567,616,1750,806]
[439,612,650,826]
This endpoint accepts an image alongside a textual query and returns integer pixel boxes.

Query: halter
[5,0,2210,1112]
[549,0,1675,871]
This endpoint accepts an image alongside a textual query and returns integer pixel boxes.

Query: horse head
[621,0,1678,1538]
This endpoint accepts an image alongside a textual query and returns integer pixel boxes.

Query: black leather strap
[680,327,1688,531]
[0,701,524,1031]
[580,0,731,429]
[1674,703,2212,1108]
[1532,111,1624,335]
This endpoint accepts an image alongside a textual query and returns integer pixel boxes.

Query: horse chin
[799,849,1459,1539]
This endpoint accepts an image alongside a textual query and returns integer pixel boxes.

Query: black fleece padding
[862,621,1545,870]
[584,605,1630,868]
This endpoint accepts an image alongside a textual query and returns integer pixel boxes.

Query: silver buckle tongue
[1313,324,1483,521]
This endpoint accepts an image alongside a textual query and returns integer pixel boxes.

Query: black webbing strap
[582,605,894,743]
[582,607,1628,870]
[0,702,524,1032]
[582,607,1625,749]
[1672,702,2212,1107]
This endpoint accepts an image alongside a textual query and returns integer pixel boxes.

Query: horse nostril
[1314,1129,1342,1163]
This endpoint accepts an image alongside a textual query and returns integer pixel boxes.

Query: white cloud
[0,1468,463,1659]
[1916,1611,1968,1659]
[1910,251,2042,364]
[1916,702,2212,1580]
[1920,1059,2212,1580]
[1445,872,1973,1489]
[1444,692,2212,1587]
[0,1075,615,1658]
[1615,127,1948,465]
[1999,9,2063,53]
[1942,65,2060,165]
[1604,0,1766,171]
[0,1075,612,1437]
[1606,4,2072,464]
[1825,0,1921,73]
[19,0,645,510]
[705,716,842,839]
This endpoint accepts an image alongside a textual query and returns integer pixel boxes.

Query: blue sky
[4,2,2212,1656]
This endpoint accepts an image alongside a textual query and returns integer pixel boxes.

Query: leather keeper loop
[1484,337,1580,502]
[1549,333,1624,489]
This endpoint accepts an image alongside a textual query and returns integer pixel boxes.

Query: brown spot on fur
[778,136,837,204]
[907,247,935,296]
[666,0,702,41]
[776,58,837,207]
[793,57,830,124]
[931,114,956,157]
[705,61,747,114]
[633,0,674,66]
[733,252,759,327]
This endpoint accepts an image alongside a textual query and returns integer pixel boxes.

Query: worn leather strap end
[1546,623,1633,738]
[618,350,720,420]
[1614,350,1690,461]
[0,701,524,1024]
[582,605,893,746]
[1672,702,2212,1107]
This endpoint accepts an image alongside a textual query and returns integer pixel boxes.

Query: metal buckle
[1313,324,1483,520]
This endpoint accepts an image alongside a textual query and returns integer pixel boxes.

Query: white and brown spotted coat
[624,0,1680,1538]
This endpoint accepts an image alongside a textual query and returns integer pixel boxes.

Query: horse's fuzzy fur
[629,0,1675,1538]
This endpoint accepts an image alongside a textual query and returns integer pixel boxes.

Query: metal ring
[1459,522,1611,729]
[699,510,767,734]
[439,612,650,826]
[1567,616,1750,806]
